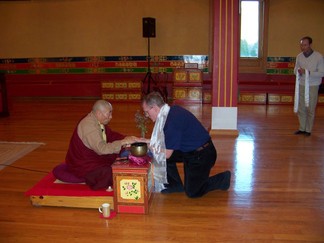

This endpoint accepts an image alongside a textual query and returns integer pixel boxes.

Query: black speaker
[142,17,156,38]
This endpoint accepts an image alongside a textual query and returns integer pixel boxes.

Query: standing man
[65,100,142,190]
[142,92,231,198]
[294,36,324,136]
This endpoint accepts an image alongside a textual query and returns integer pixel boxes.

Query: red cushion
[52,163,85,183]
[25,172,113,197]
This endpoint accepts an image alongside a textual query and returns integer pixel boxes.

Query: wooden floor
[0,98,324,242]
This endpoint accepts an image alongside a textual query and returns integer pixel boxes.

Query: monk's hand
[122,136,138,146]
[138,137,150,144]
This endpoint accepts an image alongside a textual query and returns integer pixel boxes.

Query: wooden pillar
[210,0,239,136]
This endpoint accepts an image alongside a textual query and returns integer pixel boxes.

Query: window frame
[239,0,269,73]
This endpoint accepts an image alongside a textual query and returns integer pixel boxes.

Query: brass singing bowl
[130,142,148,157]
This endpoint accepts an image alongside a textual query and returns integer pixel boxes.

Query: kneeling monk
[65,100,141,190]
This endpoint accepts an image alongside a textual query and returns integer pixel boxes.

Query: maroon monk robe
[65,125,125,190]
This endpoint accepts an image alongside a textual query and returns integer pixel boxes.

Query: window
[240,1,259,58]
[239,0,268,73]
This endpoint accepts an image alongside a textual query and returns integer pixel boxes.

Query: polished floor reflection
[221,104,324,212]
[0,99,323,242]
[234,137,255,193]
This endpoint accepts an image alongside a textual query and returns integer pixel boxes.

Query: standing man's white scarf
[294,69,310,113]
[149,104,170,192]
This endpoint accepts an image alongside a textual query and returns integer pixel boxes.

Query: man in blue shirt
[142,92,231,198]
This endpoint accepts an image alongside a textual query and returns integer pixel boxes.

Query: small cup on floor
[99,203,111,218]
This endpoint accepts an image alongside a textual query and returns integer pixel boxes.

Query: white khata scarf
[294,69,310,113]
[149,104,170,192]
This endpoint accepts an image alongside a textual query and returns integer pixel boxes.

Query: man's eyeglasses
[143,107,153,117]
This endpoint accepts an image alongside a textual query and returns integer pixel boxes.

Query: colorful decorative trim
[267,57,295,75]
[239,92,267,104]
[1,55,297,76]
[268,93,294,104]
[0,55,208,74]
[120,179,141,201]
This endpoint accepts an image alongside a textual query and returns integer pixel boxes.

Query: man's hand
[122,136,148,146]
[298,68,305,75]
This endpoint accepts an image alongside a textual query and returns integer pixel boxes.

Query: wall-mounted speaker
[142,17,156,38]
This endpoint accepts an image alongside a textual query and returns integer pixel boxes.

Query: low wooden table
[112,158,154,214]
